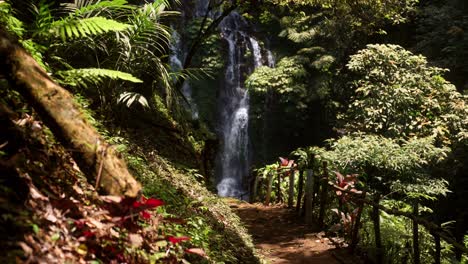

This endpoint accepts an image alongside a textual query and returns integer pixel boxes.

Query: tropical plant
[343,44,467,145]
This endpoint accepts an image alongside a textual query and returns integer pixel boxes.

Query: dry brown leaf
[109,228,120,238]
[87,218,104,229]
[185,248,207,258]
[18,242,33,256]
[29,185,48,201]
[128,233,143,248]
[101,195,122,203]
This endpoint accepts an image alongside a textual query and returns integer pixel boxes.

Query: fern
[56,68,142,88]
[0,1,25,37]
[50,16,130,41]
[117,92,149,108]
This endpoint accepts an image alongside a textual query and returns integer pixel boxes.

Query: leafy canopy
[343,44,467,145]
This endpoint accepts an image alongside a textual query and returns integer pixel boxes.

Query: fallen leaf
[76,244,87,255]
[109,228,120,238]
[128,233,143,247]
[185,248,207,258]
[72,184,84,195]
[18,242,33,256]
[87,218,104,229]
[101,195,122,203]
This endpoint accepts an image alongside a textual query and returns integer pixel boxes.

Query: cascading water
[249,37,263,68]
[216,12,267,198]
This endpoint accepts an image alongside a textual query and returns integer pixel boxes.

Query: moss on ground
[123,138,263,263]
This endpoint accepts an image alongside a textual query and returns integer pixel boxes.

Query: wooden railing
[250,161,468,263]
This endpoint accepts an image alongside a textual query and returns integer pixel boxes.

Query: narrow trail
[228,201,361,264]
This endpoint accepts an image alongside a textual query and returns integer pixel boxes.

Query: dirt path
[229,201,358,264]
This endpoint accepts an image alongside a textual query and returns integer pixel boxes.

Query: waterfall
[267,50,275,68]
[216,12,266,198]
[249,37,263,68]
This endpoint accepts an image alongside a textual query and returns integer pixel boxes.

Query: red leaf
[74,220,86,229]
[145,198,164,208]
[279,157,289,166]
[132,201,143,208]
[168,236,190,244]
[83,230,95,238]
[140,211,151,220]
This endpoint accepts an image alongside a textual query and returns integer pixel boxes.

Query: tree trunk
[0,28,141,197]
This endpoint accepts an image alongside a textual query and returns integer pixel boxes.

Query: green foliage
[123,146,258,263]
[64,0,134,17]
[344,44,468,144]
[49,16,130,41]
[323,135,448,175]
[56,68,143,87]
[300,135,451,201]
[247,56,311,116]
[0,1,25,37]
[268,0,417,26]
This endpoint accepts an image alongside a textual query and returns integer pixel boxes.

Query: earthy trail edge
[228,200,362,264]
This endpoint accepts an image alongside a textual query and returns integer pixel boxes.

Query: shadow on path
[229,201,361,264]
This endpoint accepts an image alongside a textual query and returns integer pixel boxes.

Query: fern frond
[50,16,130,41]
[298,46,326,56]
[56,68,142,88]
[118,92,149,108]
[288,27,319,43]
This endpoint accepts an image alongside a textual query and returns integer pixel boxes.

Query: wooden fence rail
[250,162,468,263]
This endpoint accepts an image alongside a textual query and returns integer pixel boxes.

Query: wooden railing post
[372,194,383,264]
[276,171,282,203]
[296,170,304,213]
[251,170,263,203]
[265,172,273,205]
[350,191,366,252]
[318,161,329,228]
[305,169,314,225]
[413,201,420,264]
[288,168,295,208]
[309,171,320,215]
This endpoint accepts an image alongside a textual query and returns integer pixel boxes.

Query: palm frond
[173,67,214,82]
[50,16,130,41]
[65,0,134,17]
[56,68,142,88]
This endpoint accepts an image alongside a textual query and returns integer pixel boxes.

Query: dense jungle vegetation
[0,0,467,263]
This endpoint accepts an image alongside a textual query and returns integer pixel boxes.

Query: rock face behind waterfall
[216,12,266,199]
